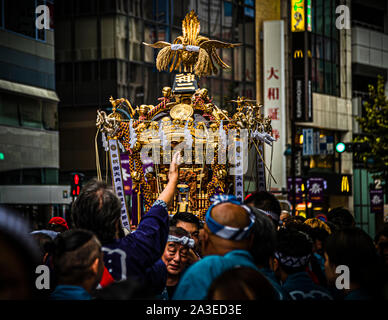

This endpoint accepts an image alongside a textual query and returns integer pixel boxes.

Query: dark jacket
[102,202,169,287]
[282,271,333,300]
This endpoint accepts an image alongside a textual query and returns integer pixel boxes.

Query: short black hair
[207,267,277,300]
[374,223,388,243]
[250,207,277,268]
[170,212,200,230]
[327,207,355,230]
[31,233,53,262]
[283,215,306,226]
[71,179,123,245]
[52,229,102,285]
[275,227,313,274]
[244,191,281,225]
[325,227,386,297]
[169,226,190,238]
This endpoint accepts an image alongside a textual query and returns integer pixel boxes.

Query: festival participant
[272,228,332,300]
[375,224,388,267]
[170,211,201,262]
[244,191,281,227]
[160,226,194,300]
[0,206,41,300]
[304,218,332,273]
[71,152,180,291]
[326,207,355,230]
[250,207,290,300]
[172,195,258,300]
[47,216,69,233]
[51,229,104,300]
[31,232,54,264]
[324,227,386,300]
[374,223,388,249]
[282,222,328,287]
[207,267,277,300]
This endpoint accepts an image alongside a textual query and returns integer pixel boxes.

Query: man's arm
[122,152,180,276]
[156,151,180,205]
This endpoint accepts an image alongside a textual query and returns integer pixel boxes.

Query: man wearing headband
[244,191,281,227]
[160,226,195,300]
[170,211,202,264]
[172,195,263,300]
[272,228,332,300]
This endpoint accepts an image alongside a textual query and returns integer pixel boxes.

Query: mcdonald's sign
[341,176,350,193]
[294,50,303,59]
[307,174,352,195]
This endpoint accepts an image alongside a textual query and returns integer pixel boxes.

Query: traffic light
[335,142,370,153]
[71,172,84,197]
[335,142,346,153]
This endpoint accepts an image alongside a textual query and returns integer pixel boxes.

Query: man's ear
[43,252,49,265]
[271,257,279,272]
[90,257,100,276]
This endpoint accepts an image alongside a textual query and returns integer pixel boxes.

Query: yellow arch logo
[294,50,303,59]
[341,176,349,193]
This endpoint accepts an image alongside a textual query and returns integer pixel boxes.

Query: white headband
[167,235,195,249]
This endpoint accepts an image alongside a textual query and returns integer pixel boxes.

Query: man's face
[162,242,189,276]
[324,252,336,285]
[176,220,199,247]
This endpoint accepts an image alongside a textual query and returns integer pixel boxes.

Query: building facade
[0,0,71,228]
[351,0,388,236]
[257,0,355,218]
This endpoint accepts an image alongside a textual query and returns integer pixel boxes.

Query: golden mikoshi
[96,11,276,221]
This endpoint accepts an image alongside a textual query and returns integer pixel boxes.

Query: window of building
[3,0,47,41]
[0,92,20,126]
[43,168,58,184]
[311,0,340,96]
[56,0,255,110]
[352,1,386,32]
[19,96,43,129]
[74,17,98,61]
[42,101,58,130]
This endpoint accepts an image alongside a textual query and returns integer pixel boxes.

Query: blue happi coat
[102,201,169,289]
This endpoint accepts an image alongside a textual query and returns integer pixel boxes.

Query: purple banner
[120,153,132,196]
[370,189,384,214]
[307,177,324,203]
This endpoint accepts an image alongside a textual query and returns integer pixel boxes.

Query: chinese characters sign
[263,20,286,191]
[109,139,130,231]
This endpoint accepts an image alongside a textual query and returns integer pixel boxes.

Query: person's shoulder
[187,255,224,269]
[102,236,134,252]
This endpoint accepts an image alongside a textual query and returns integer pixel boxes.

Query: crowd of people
[0,152,387,300]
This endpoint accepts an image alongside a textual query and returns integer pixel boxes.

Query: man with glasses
[170,211,202,262]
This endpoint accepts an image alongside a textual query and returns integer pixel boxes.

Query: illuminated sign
[307,0,312,31]
[294,49,303,58]
[291,0,305,32]
[341,175,350,193]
